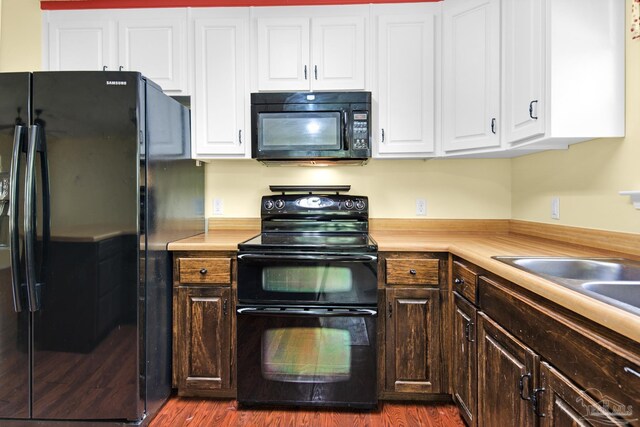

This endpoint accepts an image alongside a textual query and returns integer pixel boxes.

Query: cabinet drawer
[453,261,478,304]
[386,258,439,286]
[179,258,231,284]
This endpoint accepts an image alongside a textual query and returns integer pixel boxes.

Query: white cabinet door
[256,17,310,91]
[376,12,437,155]
[442,0,500,153]
[193,17,248,156]
[117,10,187,94]
[502,0,545,144]
[47,12,114,71]
[311,16,365,91]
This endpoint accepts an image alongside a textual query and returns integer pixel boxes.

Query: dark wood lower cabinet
[452,292,477,427]
[175,286,233,396]
[477,312,538,427]
[539,361,626,426]
[384,287,442,395]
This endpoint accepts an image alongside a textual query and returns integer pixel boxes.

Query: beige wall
[511,0,640,234]
[205,159,512,218]
[0,0,41,71]
[0,0,637,232]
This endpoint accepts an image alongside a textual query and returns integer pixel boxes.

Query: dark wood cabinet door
[384,287,441,394]
[477,312,538,427]
[177,286,231,393]
[539,362,626,427]
[453,292,477,427]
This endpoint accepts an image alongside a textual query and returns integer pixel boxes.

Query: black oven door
[236,307,377,408]
[236,253,377,306]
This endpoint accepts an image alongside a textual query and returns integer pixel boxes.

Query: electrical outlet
[213,198,224,216]
[416,198,427,216]
[551,197,560,220]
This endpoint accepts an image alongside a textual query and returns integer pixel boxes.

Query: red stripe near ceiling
[41,0,439,10]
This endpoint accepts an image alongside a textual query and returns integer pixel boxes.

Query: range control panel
[261,194,368,217]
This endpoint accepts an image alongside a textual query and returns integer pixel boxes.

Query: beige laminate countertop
[168,229,640,344]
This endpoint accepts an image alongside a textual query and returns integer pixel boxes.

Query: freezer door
[30,72,141,421]
[0,73,31,419]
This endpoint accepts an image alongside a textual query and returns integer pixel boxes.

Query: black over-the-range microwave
[250,91,371,165]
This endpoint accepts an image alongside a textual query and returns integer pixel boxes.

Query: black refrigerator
[0,72,204,425]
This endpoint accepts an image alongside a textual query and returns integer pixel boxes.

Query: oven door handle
[237,254,378,262]
[237,307,377,317]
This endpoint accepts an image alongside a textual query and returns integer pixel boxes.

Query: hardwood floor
[150,398,466,427]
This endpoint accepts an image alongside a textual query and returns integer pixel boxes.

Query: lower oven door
[236,306,377,408]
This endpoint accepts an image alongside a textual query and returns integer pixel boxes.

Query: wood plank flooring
[150,398,466,427]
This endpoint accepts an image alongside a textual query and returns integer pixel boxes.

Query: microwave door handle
[343,110,349,149]
[237,254,377,262]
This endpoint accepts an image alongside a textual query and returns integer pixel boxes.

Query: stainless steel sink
[580,281,640,311]
[493,257,640,282]
[493,256,640,315]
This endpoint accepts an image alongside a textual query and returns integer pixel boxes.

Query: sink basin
[493,256,640,315]
[580,281,640,311]
[493,257,640,282]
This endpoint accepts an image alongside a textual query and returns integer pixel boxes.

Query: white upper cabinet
[44,9,188,95]
[373,3,440,157]
[442,0,500,154]
[502,0,544,145]
[502,0,624,149]
[46,11,114,72]
[252,6,367,92]
[192,9,250,157]
[311,16,366,91]
[256,17,310,91]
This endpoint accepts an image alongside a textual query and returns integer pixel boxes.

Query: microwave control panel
[352,111,369,150]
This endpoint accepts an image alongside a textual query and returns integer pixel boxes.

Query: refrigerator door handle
[24,124,42,312]
[9,125,25,312]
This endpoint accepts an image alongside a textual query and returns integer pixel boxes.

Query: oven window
[261,327,351,383]
[262,266,353,293]
[258,112,341,150]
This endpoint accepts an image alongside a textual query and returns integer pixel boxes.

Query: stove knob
[355,199,366,210]
[275,199,285,210]
[344,199,354,209]
[264,199,274,210]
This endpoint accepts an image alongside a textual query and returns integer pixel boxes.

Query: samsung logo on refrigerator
[106,81,127,86]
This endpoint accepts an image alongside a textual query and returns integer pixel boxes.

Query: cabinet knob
[238,129,243,145]
[491,118,497,134]
[223,298,228,316]
[454,277,464,285]
[409,269,417,275]
[199,268,208,275]
[388,302,392,318]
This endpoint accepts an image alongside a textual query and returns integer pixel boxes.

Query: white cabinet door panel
[118,15,187,93]
[194,18,247,156]
[311,16,365,90]
[443,0,500,152]
[48,18,113,71]
[502,0,545,144]
[377,14,436,155]
[257,17,310,91]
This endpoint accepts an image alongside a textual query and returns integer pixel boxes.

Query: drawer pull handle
[199,268,208,275]
[454,278,464,285]
[532,388,546,418]
[519,373,532,401]
[409,269,417,275]
[624,366,640,378]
